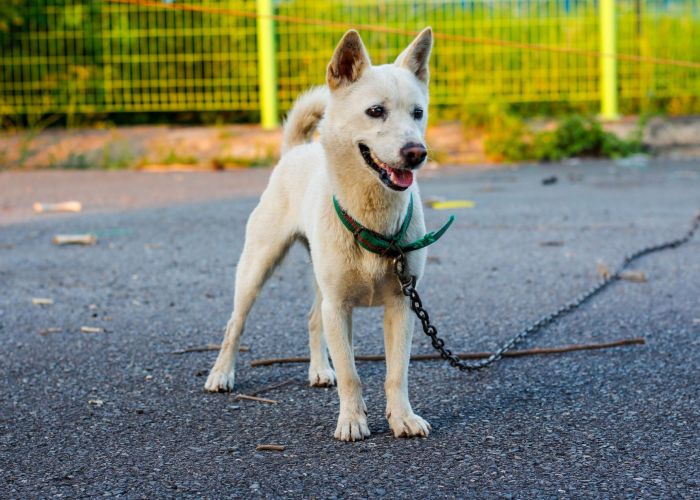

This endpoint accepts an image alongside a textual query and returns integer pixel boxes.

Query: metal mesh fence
[1,0,699,119]
[0,0,259,114]
[617,1,700,111]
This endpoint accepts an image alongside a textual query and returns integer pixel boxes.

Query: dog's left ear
[395,27,433,85]
[327,30,371,90]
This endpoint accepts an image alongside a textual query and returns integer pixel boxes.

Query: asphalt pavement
[1,160,699,498]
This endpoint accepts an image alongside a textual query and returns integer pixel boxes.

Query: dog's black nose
[400,143,427,167]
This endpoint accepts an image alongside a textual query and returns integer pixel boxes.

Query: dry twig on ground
[250,338,646,367]
[170,344,249,355]
[81,326,105,334]
[39,327,62,336]
[34,201,82,213]
[53,234,97,246]
[248,379,295,396]
[256,444,285,452]
[235,394,278,404]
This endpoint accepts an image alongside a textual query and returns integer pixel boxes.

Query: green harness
[333,194,455,257]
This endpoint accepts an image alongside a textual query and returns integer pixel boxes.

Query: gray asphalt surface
[1,160,699,498]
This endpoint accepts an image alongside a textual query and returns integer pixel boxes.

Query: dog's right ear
[395,27,433,85]
[327,30,371,90]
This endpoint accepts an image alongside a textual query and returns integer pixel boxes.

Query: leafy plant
[2,112,62,167]
[484,114,644,162]
[0,0,25,33]
[100,141,134,169]
[212,142,278,169]
[53,152,90,170]
[211,153,277,169]
[159,149,197,166]
[483,113,533,162]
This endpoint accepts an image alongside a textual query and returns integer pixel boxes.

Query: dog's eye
[365,105,385,119]
[413,107,424,120]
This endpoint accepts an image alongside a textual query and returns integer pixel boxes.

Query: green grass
[50,152,91,170]
[100,142,135,170]
[157,149,198,166]
[211,153,277,169]
[484,114,644,163]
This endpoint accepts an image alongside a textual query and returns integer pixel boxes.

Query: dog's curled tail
[281,86,328,154]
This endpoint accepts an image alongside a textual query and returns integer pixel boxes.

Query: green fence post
[256,0,279,129]
[600,0,619,120]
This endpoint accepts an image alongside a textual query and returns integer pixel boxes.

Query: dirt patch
[0,122,488,171]
[3,116,700,171]
[0,124,283,171]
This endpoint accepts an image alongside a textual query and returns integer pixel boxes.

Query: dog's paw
[308,367,336,387]
[387,412,431,438]
[204,370,235,392]
[334,410,370,442]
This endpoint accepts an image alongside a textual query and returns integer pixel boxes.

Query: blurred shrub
[483,113,533,162]
[0,0,25,33]
[484,114,643,162]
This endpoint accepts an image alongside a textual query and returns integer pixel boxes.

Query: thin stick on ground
[170,344,249,355]
[248,379,295,396]
[250,338,645,367]
[235,394,278,404]
[39,327,63,336]
[80,326,105,334]
[34,201,82,213]
[52,234,97,246]
[256,444,285,452]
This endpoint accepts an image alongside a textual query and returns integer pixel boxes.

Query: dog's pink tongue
[389,168,413,188]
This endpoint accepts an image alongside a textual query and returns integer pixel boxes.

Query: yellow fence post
[600,0,619,120]
[256,0,279,129]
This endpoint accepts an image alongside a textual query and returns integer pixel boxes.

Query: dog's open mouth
[358,143,413,191]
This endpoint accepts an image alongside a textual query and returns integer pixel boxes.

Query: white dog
[206,27,436,441]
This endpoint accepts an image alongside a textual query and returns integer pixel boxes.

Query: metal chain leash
[393,212,700,371]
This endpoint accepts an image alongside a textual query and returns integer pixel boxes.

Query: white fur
[205,28,434,441]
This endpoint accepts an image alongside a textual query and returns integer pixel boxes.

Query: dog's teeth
[370,152,386,169]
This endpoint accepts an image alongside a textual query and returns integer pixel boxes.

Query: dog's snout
[400,143,427,167]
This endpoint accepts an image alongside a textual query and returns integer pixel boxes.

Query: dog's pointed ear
[327,30,371,90]
[395,27,433,85]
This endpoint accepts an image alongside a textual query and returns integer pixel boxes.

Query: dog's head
[322,28,433,192]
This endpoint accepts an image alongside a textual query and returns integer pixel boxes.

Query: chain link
[394,212,700,371]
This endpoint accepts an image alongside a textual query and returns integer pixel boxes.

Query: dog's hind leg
[204,202,294,393]
[383,294,431,438]
[307,284,336,387]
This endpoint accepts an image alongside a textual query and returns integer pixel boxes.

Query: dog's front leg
[321,300,369,441]
[383,295,431,438]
